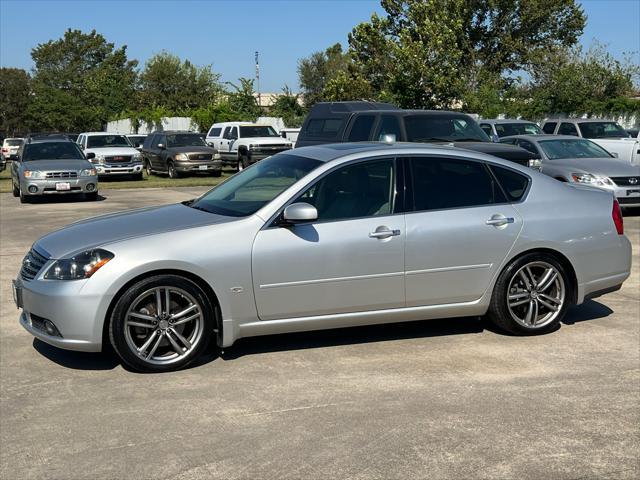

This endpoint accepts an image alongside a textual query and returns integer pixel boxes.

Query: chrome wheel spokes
[124,286,203,365]
[507,261,565,329]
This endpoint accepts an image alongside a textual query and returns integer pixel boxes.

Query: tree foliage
[298,43,352,107]
[28,29,137,132]
[0,68,31,136]
[268,86,306,127]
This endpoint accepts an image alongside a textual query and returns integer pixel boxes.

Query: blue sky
[1,0,638,92]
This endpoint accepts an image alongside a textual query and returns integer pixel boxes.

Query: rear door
[403,155,524,306]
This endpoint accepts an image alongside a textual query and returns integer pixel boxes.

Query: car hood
[167,146,215,154]
[35,203,234,259]
[85,146,140,156]
[543,157,640,176]
[21,159,93,172]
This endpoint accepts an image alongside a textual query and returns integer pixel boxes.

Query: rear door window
[304,118,345,140]
[347,115,376,142]
[542,122,557,134]
[558,123,578,136]
[489,165,530,201]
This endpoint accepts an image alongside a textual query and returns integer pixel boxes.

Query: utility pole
[255,51,261,110]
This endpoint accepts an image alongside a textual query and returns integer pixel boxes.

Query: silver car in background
[501,134,640,208]
[13,143,631,372]
[11,138,99,203]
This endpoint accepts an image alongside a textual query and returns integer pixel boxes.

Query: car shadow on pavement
[27,193,106,203]
[32,339,119,370]
[561,299,614,325]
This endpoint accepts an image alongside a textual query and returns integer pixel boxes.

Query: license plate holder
[56,182,71,191]
[198,165,208,170]
[12,280,23,309]
[626,189,640,196]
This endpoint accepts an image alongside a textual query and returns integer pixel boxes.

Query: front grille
[611,177,640,187]
[254,144,290,150]
[104,155,132,163]
[188,153,213,161]
[20,248,49,281]
[45,171,77,179]
[43,187,82,192]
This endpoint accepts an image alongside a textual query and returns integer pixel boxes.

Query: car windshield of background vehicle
[539,139,612,160]
[239,126,279,138]
[23,142,85,161]
[6,139,22,146]
[404,115,489,142]
[495,123,543,136]
[166,134,207,147]
[87,135,132,148]
[579,122,629,139]
[190,153,322,217]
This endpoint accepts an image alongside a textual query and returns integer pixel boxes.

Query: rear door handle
[369,227,401,239]
[485,215,515,227]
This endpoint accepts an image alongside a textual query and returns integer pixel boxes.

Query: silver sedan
[500,134,640,208]
[13,143,632,372]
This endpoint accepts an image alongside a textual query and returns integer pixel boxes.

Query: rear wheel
[109,275,215,372]
[487,253,570,335]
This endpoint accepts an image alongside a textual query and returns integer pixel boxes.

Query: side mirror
[283,202,318,224]
[157,143,165,150]
[86,152,96,160]
[380,133,396,144]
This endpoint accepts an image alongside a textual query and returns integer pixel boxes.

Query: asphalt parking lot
[1,189,638,480]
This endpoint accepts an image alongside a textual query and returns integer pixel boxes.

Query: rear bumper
[577,235,632,303]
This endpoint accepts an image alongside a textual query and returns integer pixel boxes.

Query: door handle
[485,215,515,227]
[369,227,401,239]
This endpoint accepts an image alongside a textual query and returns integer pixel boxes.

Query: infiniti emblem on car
[629,178,638,185]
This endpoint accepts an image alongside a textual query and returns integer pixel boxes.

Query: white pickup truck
[205,122,293,170]
[542,119,640,165]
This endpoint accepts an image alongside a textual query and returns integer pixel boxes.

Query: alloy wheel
[507,261,565,329]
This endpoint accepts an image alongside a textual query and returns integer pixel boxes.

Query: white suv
[77,132,144,179]
[205,122,292,170]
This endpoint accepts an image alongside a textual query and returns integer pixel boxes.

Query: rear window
[208,127,222,137]
[490,165,529,201]
[304,118,345,139]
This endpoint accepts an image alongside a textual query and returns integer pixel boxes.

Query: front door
[252,158,406,320]
[403,155,524,306]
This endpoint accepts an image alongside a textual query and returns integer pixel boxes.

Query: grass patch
[0,165,234,193]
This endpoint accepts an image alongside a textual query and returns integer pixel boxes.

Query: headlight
[79,168,97,177]
[44,249,114,281]
[571,173,614,186]
[90,154,105,164]
[132,153,142,162]
[249,144,256,150]
[24,170,44,179]
[527,158,543,170]
[175,153,188,161]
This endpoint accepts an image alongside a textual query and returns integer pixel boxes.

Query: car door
[219,127,237,161]
[252,157,406,320]
[153,134,167,171]
[403,155,524,306]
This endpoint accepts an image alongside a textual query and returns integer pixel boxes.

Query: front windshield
[190,154,322,217]
[404,115,490,142]
[87,135,132,148]
[23,142,85,161]
[239,126,279,138]
[495,123,542,136]
[539,139,612,160]
[166,133,207,147]
[579,122,629,139]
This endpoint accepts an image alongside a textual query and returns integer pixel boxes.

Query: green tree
[0,68,31,136]
[28,29,138,131]
[269,86,306,127]
[226,77,262,121]
[298,43,352,107]
[139,52,222,112]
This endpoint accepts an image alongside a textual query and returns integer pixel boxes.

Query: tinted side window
[156,135,166,146]
[542,122,557,134]
[376,115,402,141]
[490,165,529,201]
[143,134,155,149]
[516,140,538,154]
[409,157,506,211]
[304,118,345,139]
[558,123,578,136]
[294,159,395,221]
[347,115,376,142]
[480,124,493,136]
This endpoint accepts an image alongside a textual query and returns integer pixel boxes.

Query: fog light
[44,320,62,337]
[86,183,95,192]
[28,185,38,193]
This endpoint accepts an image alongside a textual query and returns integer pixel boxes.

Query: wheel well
[102,269,222,350]
[506,248,578,304]
[238,146,248,155]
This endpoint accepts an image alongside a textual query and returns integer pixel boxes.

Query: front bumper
[248,148,292,163]
[14,276,106,352]
[20,176,99,196]
[175,160,222,173]
[95,163,143,176]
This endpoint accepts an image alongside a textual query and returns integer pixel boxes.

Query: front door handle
[369,226,401,239]
[485,215,515,227]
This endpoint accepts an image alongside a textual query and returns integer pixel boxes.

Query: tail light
[612,199,624,235]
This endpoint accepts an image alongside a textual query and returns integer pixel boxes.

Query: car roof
[544,118,619,124]
[501,134,587,142]
[148,130,199,134]
[480,119,537,125]
[309,101,397,114]
[81,132,131,136]
[25,138,77,145]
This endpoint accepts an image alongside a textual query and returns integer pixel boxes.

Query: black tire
[109,275,215,373]
[238,154,249,171]
[168,161,180,178]
[85,191,98,201]
[132,172,143,181]
[19,187,30,204]
[144,160,153,176]
[211,169,222,177]
[12,181,19,197]
[486,252,571,335]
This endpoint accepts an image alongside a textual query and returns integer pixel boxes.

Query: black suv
[295,102,541,169]
[141,131,222,178]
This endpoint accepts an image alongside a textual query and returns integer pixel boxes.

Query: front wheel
[238,154,249,171]
[486,253,570,335]
[12,181,19,197]
[109,275,215,372]
[168,162,180,179]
